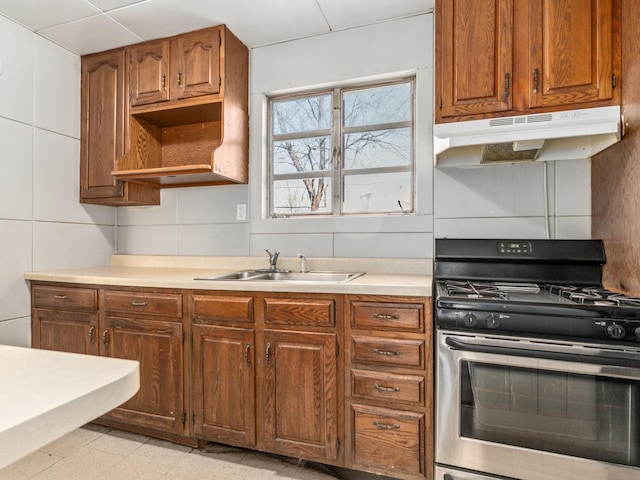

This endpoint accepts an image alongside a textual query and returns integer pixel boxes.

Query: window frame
[267,77,415,217]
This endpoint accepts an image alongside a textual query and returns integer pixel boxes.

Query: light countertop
[25,255,433,297]
[0,345,139,469]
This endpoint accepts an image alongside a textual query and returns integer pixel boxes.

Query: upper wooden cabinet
[130,29,222,106]
[80,25,248,202]
[435,0,621,122]
[80,49,160,206]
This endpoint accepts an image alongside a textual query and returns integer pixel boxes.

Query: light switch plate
[236,203,247,221]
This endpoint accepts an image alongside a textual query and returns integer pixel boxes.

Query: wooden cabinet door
[262,330,338,461]
[129,39,171,106]
[437,0,514,120]
[32,309,99,355]
[192,325,256,447]
[101,315,185,434]
[80,50,127,200]
[170,29,221,101]
[528,0,616,108]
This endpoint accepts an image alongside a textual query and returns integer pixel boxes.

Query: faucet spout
[265,249,280,271]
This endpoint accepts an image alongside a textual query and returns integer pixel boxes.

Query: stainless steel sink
[195,270,364,283]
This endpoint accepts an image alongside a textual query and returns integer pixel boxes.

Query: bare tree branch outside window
[270,80,414,216]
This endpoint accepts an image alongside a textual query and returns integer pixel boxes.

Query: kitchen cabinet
[191,293,256,447]
[113,24,249,188]
[435,0,620,122]
[345,295,433,480]
[100,289,186,436]
[130,29,221,106]
[32,284,99,355]
[80,49,160,206]
[191,291,340,462]
[31,283,189,441]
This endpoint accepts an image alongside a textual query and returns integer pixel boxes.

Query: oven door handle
[445,337,640,368]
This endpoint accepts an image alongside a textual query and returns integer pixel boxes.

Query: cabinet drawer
[351,301,423,332]
[103,290,183,318]
[351,404,424,476]
[351,369,424,406]
[192,294,254,324]
[32,285,97,311]
[263,297,335,327]
[351,335,424,369]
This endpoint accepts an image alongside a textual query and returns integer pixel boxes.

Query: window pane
[343,83,411,128]
[272,94,332,135]
[273,136,332,175]
[342,172,412,213]
[343,127,411,170]
[272,178,332,215]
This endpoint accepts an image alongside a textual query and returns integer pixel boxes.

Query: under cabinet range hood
[434,105,622,167]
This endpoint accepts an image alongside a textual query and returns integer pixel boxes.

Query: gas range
[435,239,640,343]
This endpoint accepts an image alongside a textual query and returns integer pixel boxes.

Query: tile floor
[0,425,339,480]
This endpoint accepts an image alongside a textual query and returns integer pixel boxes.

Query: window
[269,79,414,216]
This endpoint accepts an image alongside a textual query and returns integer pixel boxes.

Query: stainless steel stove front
[436,330,640,480]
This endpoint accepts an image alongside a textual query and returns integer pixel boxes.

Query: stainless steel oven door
[436,330,640,480]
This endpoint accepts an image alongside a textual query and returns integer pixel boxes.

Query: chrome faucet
[298,253,308,273]
[265,249,280,271]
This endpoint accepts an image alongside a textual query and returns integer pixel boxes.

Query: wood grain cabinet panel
[129,39,171,106]
[436,0,620,122]
[103,290,183,317]
[191,294,253,323]
[351,300,423,331]
[262,329,338,462]
[263,297,336,327]
[351,369,425,406]
[32,285,97,311]
[192,324,256,447]
[32,309,99,356]
[351,336,425,369]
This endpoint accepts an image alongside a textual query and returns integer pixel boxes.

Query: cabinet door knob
[504,72,510,98]
[178,70,183,88]
[88,326,95,344]
[102,329,110,347]
[533,68,539,94]
[161,74,167,91]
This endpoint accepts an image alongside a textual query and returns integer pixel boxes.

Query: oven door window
[460,361,640,466]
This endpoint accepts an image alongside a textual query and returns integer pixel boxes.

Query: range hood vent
[434,106,622,167]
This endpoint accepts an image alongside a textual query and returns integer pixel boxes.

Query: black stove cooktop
[435,239,640,343]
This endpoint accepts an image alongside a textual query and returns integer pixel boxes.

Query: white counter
[0,345,139,469]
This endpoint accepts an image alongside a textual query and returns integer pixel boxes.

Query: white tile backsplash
[434,216,552,239]
[0,117,33,221]
[117,189,178,226]
[177,185,249,224]
[33,222,115,270]
[554,158,591,216]
[555,215,591,239]
[250,233,335,258]
[335,232,433,258]
[178,223,250,256]
[117,225,177,255]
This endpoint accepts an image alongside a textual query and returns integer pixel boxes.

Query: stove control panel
[497,241,532,254]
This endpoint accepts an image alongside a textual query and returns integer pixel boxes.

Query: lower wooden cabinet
[31,283,432,479]
[192,324,256,447]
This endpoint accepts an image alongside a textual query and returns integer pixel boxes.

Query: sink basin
[195,270,364,283]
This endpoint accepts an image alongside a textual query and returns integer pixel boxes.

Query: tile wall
[0,11,592,346]
[0,16,116,346]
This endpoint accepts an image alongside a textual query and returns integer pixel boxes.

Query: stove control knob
[634,327,640,339]
[463,314,478,327]
[486,314,500,329]
[607,324,626,339]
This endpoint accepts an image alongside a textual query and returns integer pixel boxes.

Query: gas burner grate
[442,281,540,299]
[543,285,640,307]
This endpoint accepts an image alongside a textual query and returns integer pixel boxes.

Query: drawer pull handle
[131,301,148,307]
[54,294,69,300]
[373,420,400,430]
[372,313,400,320]
[373,348,400,356]
[102,329,109,347]
[244,343,251,366]
[88,326,95,344]
[374,383,400,393]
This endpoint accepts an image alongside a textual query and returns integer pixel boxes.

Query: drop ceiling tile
[0,0,100,31]
[109,0,330,47]
[87,0,148,11]
[39,14,143,55]
[317,0,434,31]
